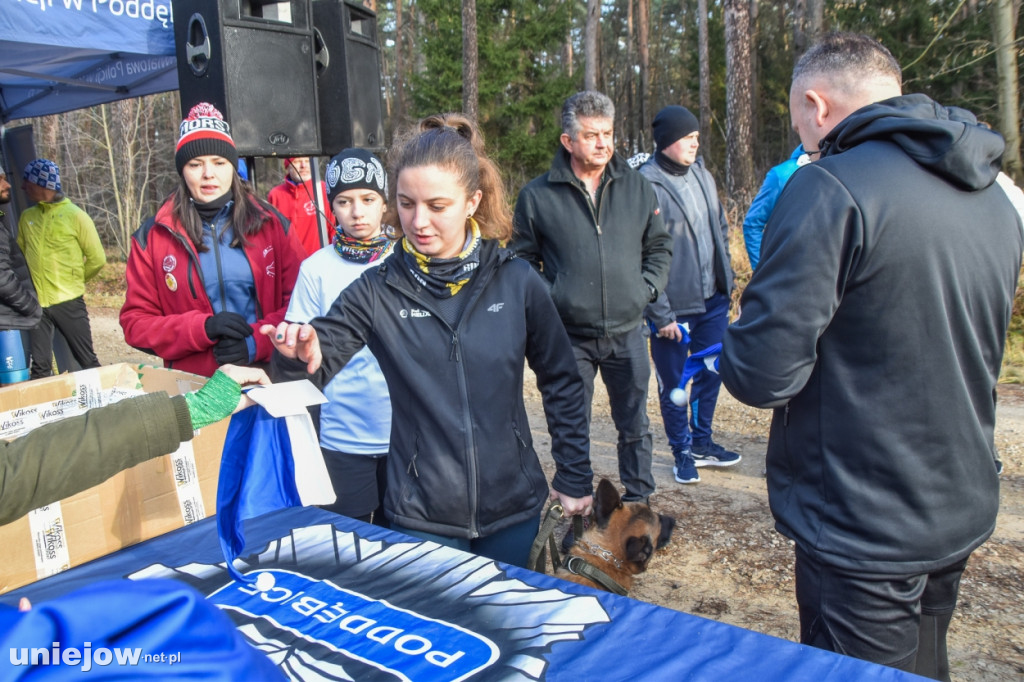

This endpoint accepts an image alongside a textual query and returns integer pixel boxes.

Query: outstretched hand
[259,322,323,375]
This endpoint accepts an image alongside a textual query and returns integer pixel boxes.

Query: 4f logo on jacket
[487,303,505,313]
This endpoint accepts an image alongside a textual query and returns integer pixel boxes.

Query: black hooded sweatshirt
[722,94,1023,573]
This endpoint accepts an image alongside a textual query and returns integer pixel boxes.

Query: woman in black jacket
[265,114,593,567]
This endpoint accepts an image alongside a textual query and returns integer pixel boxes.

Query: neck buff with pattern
[333,225,393,264]
[401,217,482,298]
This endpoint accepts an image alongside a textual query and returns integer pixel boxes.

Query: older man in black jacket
[513,90,671,503]
[721,33,1022,679]
[0,162,41,383]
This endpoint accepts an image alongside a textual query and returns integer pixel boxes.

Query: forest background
[9,0,1024,374]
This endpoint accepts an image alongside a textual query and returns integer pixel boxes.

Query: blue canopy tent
[0,0,177,123]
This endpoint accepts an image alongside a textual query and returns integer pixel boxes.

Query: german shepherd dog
[556,478,676,594]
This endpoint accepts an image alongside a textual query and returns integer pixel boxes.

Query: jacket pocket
[511,422,544,507]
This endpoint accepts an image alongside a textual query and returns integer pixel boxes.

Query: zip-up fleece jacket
[639,156,734,326]
[120,197,303,377]
[722,94,1024,574]
[289,240,593,539]
[512,149,672,338]
[17,198,106,307]
[0,220,41,330]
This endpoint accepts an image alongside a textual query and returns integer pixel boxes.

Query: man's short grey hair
[792,32,902,89]
[562,91,615,138]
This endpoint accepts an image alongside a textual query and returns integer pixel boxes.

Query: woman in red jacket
[120,103,304,377]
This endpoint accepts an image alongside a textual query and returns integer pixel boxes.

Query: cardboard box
[0,364,229,594]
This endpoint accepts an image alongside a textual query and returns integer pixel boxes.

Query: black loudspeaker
[172,0,321,157]
[312,0,385,152]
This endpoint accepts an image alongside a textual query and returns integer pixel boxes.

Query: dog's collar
[563,555,628,595]
[576,539,624,571]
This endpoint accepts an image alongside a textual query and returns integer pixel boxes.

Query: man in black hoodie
[721,33,1022,679]
[0,161,42,382]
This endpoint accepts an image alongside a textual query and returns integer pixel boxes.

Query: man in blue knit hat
[19,158,105,377]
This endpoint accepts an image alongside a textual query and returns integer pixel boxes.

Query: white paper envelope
[245,380,327,418]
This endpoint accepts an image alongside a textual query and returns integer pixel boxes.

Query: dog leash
[528,503,583,575]
[528,503,630,596]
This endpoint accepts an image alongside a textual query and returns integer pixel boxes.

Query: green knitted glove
[184,369,242,430]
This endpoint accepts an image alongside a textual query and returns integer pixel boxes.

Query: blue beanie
[23,158,61,193]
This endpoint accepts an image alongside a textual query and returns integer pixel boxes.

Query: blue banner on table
[2,507,924,681]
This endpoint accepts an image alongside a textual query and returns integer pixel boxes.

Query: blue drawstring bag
[216,405,334,585]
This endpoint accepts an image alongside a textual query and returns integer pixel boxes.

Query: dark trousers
[650,291,730,457]
[795,545,967,680]
[29,297,100,379]
[318,449,389,528]
[570,325,654,502]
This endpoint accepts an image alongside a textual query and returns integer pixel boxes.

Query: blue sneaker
[691,441,742,468]
[673,453,700,484]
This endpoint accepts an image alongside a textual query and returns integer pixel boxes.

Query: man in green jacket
[512,90,672,504]
[18,159,106,378]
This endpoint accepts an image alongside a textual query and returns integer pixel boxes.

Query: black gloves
[212,337,250,365]
[206,312,253,364]
[205,311,253,341]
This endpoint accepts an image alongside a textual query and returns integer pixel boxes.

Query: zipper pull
[449,333,461,362]
[783,404,790,426]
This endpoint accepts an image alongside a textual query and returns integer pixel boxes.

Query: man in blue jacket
[741,144,812,270]
[513,90,671,503]
[721,33,1022,678]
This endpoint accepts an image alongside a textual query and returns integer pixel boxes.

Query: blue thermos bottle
[0,329,30,385]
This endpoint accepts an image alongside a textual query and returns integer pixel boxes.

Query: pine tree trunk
[724,0,755,204]
[585,0,600,91]
[638,0,651,151]
[462,0,479,122]
[992,0,1023,181]
[395,0,406,123]
[698,0,712,161]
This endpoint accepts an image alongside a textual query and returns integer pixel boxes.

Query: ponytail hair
[386,113,512,242]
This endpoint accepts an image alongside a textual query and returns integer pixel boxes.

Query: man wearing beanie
[639,106,739,484]
[513,90,671,505]
[275,148,393,527]
[0,162,42,383]
[267,157,335,257]
[18,158,105,378]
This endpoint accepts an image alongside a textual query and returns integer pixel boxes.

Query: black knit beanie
[652,106,700,150]
[175,102,238,175]
[324,148,388,205]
